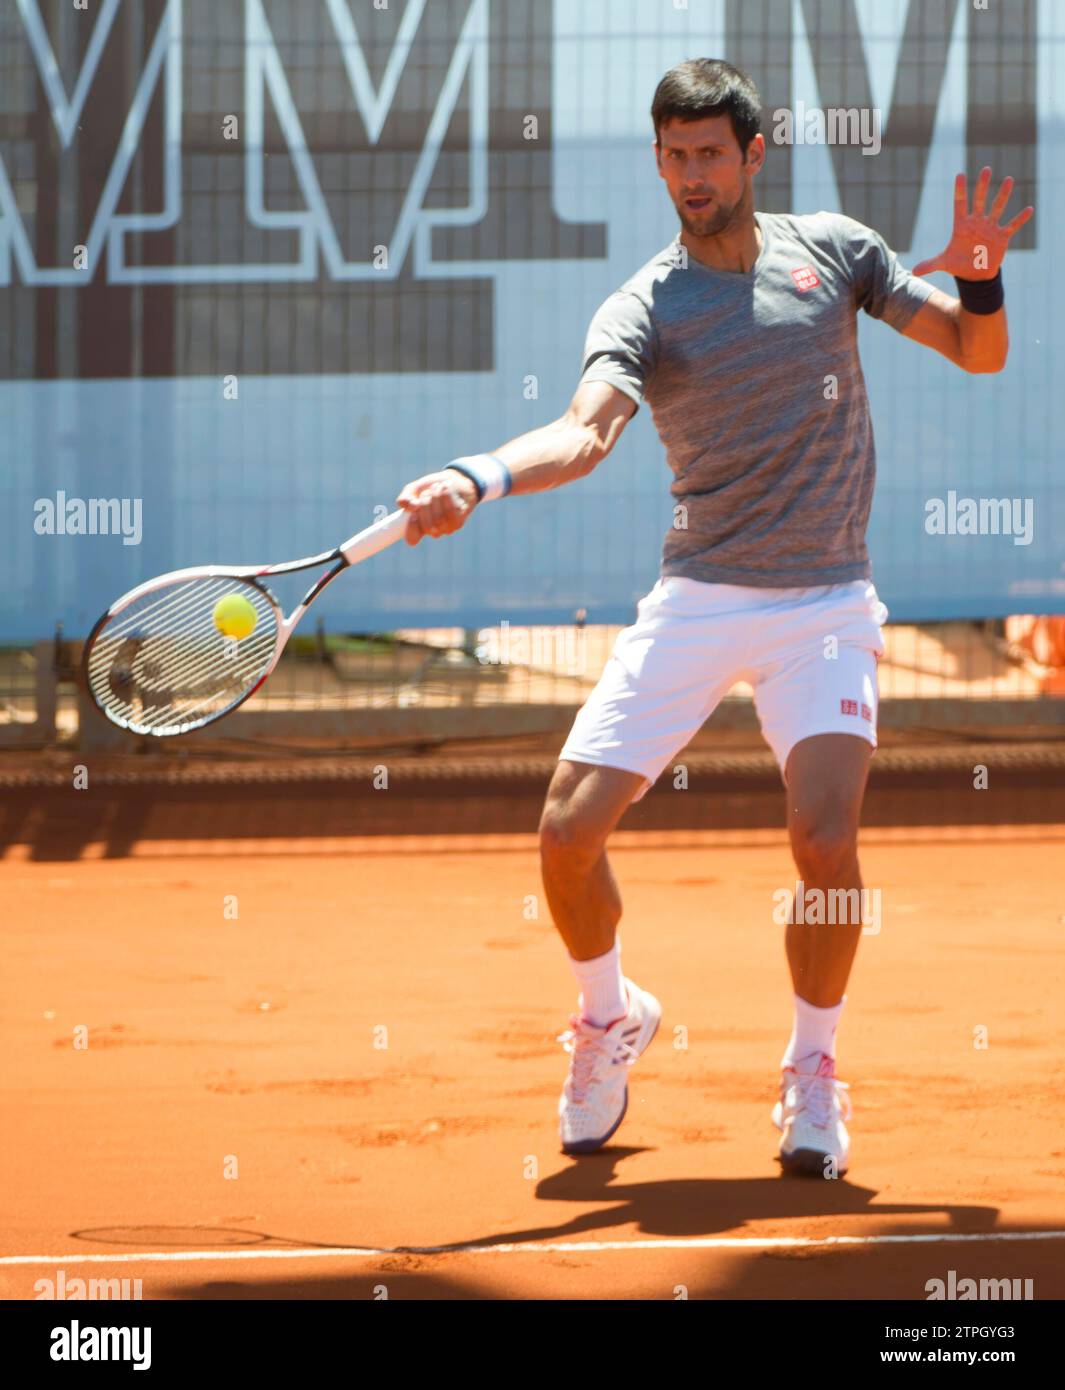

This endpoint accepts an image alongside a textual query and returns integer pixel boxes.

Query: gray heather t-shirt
[579,210,935,587]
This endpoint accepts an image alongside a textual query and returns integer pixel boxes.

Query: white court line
[3,1230,1065,1266]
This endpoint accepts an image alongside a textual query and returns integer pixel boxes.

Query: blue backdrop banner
[0,0,1060,639]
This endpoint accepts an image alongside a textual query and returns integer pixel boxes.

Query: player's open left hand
[912,166,1033,281]
[396,471,479,545]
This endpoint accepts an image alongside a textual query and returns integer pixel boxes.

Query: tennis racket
[82,509,409,738]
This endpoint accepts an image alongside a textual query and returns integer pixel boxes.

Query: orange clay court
[3,813,1064,1301]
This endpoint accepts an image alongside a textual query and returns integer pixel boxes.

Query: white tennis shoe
[772,1052,852,1177]
[557,979,661,1155]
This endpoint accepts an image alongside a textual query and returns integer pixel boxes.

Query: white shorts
[559,577,888,800]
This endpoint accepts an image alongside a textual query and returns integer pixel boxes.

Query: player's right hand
[396,470,479,545]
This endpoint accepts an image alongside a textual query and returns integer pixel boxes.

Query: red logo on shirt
[791,266,821,292]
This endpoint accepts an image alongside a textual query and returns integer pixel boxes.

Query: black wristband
[954,270,1004,315]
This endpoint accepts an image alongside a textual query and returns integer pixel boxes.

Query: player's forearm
[398,392,628,543]
[489,415,617,495]
[956,301,1008,373]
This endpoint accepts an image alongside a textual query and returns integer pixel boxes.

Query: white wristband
[446,453,512,503]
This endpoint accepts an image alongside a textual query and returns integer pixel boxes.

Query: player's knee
[539,804,602,870]
[790,817,858,881]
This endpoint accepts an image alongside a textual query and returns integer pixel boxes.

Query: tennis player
[396,59,1031,1176]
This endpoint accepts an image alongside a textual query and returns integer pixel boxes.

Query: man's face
[654,115,761,237]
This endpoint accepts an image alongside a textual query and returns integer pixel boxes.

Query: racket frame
[81,508,409,737]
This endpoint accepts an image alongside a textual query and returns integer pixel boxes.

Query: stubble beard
[676,188,745,240]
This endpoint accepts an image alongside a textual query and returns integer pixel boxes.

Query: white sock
[570,942,627,1027]
[782,994,846,1072]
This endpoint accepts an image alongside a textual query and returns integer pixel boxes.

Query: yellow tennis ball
[213,592,257,640]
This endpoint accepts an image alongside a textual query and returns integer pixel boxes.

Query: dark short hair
[651,59,762,155]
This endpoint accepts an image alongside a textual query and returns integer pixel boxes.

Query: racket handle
[339,509,409,565]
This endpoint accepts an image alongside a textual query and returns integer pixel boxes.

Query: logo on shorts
[790,265,821,291]
[841,698,873,722]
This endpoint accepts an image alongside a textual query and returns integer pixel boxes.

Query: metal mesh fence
[2,617,1062,753]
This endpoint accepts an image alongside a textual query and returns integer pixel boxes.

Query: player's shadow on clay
[437,1149,998,1251]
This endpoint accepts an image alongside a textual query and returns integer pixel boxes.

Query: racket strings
[86,577,279,736]
[90,599,276,732]
[95,584,255,706]
[108,585,270,701]
[87,588,272,711]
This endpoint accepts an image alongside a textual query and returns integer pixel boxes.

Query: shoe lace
[795,1070,852,1128]
[556,1016,640,1104]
